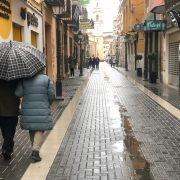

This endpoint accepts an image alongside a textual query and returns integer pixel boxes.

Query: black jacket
[0,80,20,117]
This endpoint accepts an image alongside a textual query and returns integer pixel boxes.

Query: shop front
[11,0,43,51]
[0,0,12,41]
[143,19,166,82]
[164,0,180,88]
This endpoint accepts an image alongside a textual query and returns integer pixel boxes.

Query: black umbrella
[0,41,45,81]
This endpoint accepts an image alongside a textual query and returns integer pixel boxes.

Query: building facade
[0,0,43,51]
[163,0,180,88]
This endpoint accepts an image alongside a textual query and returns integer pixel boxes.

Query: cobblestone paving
[47,63,180,180]
[0,69,90,180]
[115,67,180,109]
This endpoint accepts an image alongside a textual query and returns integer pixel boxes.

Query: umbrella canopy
[0,41,45,81]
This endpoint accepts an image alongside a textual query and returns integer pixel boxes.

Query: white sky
[86,0,120,32]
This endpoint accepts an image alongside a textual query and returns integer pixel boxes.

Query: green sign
[145,20,166,31]
[79,0,90,4]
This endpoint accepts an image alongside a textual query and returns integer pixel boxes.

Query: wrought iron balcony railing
[44,0,64,7]
[57,0,71,18]
[165,0,180,10]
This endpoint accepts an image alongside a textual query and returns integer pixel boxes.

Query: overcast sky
[86,0,120,32]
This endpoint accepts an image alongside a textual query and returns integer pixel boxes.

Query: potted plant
[148,53,158,83]
[135,54,143,77]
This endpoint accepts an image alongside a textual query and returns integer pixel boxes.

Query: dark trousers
[0,116,18,153]
[70,68,74,77]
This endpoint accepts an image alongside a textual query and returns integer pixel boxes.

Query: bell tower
[93,0,104,35]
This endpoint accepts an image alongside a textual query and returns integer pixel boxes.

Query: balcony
[57,0,71,19]
[44,0,64,7]
[165,0,180,11]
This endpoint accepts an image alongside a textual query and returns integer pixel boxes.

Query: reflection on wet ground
[106,71,154,180]
[122,115,153,180]
[112,94,153,180]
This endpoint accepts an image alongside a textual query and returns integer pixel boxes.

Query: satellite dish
[168,10,180,28]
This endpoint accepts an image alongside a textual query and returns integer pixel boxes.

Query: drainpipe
[144,31,148,80]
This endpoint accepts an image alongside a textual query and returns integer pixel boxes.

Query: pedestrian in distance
[109,58,113,67]
[92,56,96,69]
[15,71,55,162]
[0,80,20,160]
[95,57,100,69]
[88,57,92,69]
[68,56,76,78]
[112,57,116,67]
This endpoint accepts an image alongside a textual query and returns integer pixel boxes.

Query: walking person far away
[15,70,55,162]
[68,55,77,78]
[0,80,20,160]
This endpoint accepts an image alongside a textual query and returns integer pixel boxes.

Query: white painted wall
[12,0,43,51]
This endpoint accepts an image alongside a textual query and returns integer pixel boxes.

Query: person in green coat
[15,72,55,162]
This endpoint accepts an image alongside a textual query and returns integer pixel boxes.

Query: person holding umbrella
[15,70,55,162]
[0,41,54,162]
[0,80,20,160]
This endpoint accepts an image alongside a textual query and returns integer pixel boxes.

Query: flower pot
[137,68,142,77]
[149,72,157,83]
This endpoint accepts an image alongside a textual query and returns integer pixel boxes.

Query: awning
[149,0,165,14]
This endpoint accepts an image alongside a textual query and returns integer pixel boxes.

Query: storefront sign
[134,23,144,32]
[144,20,166,31]
[124,32,138,43]
[0,0,11,19]
[80,19,94,29]
[27,12,38,27]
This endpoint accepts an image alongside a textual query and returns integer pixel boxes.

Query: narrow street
[44,63,180,180]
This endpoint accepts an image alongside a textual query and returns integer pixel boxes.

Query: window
[13,23,22,42]
[31,31,38,48]
[96,15,99,21]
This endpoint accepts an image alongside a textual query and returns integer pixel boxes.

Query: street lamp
[78,31,84,76]
[44,0,64,99]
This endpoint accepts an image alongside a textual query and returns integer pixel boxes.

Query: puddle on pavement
[122,115,153,180]
[110,96,153,179]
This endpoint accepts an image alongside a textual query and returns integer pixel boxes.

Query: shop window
[31,31,38,48]
[13,23,22,42]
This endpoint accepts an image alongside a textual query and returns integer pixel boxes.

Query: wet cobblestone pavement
[47,63,180,180]
[115,67,180,110]
[0,69,90,180]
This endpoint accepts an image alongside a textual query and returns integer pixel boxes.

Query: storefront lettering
[0,0,11,20]
[27,12,38,27]
[145,20,166,31]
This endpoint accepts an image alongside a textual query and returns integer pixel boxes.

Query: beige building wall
[43,6,57,82]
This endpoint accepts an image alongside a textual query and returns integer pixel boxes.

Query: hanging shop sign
[0,0,11,20]
[27,12,38,27]
[134,23,144,32]
[79,0,90,5]
[80,19,94,29]
[73,5,79,23]
[124,32,138,43]
[168,10,180,28]
[144,20,166,31]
